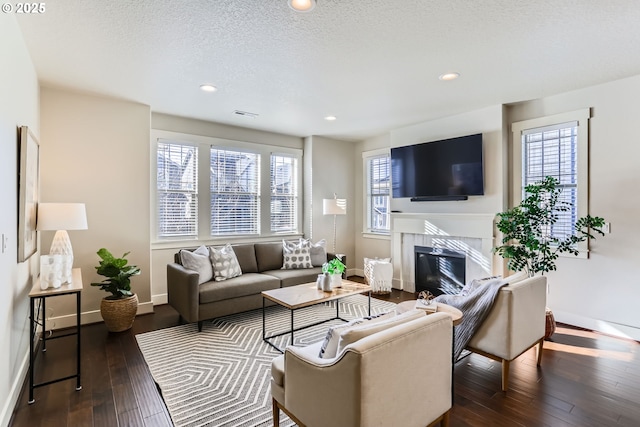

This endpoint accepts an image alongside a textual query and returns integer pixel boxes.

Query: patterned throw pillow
[300,238,327,267]
[209,244,242,282]
[318,311,394,359]
[282,240,313,269]
[179,245,213,285]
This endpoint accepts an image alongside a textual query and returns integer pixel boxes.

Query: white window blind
[156,141,198,237]
[366,153,391,234]
[522,121,578,241]
[210,148,260,235]
[270,153,298,233]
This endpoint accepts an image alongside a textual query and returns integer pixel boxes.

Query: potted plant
[322,257,346,289]
[91,248,141,332]
[493,176,606,337]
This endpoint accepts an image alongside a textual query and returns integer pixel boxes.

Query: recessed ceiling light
[324,115,337,121]
[200,84,217,92]
[288,0,316,12]
[439,72,460,81]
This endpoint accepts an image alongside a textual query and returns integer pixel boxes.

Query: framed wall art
[18,125,39,262]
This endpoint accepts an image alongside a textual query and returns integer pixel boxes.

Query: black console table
[28,268,82,403]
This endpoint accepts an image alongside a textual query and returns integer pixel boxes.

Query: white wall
[507,74,640,341]
[39,88,153,326]
[306,136,356,272]
[0,14,40,427]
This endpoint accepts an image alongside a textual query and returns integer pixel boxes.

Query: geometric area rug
[136,295,396,427]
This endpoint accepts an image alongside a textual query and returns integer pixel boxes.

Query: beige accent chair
[271,312,453,427]
[466,275,547,391]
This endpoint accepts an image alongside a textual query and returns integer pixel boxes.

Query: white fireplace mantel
[390,213,497,292]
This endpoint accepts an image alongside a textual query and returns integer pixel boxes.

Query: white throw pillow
[318,311,395,359]
[179,245,213,285]
[336,309,426,355]
[209,244,242,282]
[300,238,327,267]
[282,240,313,269]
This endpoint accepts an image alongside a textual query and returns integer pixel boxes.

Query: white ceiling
[16,0,640,141]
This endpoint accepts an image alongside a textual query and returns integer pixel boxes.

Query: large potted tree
[91,248,141,332]
[494,176,607,337]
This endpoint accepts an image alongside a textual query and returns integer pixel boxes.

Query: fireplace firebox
[414,246,465,296]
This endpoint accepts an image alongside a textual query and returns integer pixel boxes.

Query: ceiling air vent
[233,110,259,118]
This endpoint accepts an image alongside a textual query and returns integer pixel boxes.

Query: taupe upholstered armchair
[467,275,547,391]
[270,312,453,427]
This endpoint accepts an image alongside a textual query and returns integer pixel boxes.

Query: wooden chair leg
[197,320,203,332]
[441,410,450,427]
[272,398,280,426]
[501,359,510,392]
[536,338,544,366]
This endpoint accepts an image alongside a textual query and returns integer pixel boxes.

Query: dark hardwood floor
[10,283,640,427]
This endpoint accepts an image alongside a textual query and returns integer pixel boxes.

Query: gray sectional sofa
[167,241,339,331]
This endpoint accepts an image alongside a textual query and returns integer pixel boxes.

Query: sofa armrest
[167,263,200,322]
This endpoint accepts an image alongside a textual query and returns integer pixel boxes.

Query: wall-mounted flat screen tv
[391,133,484,200]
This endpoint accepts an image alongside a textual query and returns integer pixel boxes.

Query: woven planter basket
[100,294,138,333]
[544,307,556,340]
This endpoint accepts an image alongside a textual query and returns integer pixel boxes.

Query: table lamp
[37,203,88,283]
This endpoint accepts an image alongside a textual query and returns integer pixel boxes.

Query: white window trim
[362,148,391,237]
[151,129,302,247]
[511,108,591,257]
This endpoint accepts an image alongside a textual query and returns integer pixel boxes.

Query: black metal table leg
[41,297,46,352]
[290,308,294,346]
[28,297,35,404]
[76,291,82,391]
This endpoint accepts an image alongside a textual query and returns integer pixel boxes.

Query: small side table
[28,268,83,403]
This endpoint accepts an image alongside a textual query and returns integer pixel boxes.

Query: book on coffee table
[415,299,438,313]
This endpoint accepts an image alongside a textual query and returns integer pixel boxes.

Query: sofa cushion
[232,244,258,273]
[318,311,395,359]
[179,245,213,285]
[198,273,280,304]
[271,354,285,387]
[210,244,243,281]
[336,309,426,355]
[255,242,284,272]
[262,267,323,288]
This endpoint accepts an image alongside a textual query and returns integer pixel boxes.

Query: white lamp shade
[37,203,88,231]
[323,198,347,215]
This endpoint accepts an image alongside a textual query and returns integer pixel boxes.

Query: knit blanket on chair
[434,277,508,360]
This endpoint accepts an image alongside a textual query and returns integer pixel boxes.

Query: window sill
[361,232,391,241]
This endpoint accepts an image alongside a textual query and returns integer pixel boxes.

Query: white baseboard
[1,349,29,427]
[554,310,640,341]
[46,301,155,330]
[152,293,167,305]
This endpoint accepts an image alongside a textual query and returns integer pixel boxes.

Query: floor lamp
[322,194,347,254]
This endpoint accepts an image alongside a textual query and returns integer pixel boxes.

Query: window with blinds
[270,154,298,233]
[156,142,198,237]
[522,121,578,241]
[365,153,391,234]
[210,148,260,236]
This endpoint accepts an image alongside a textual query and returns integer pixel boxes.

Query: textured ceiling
[16,0,640,140]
